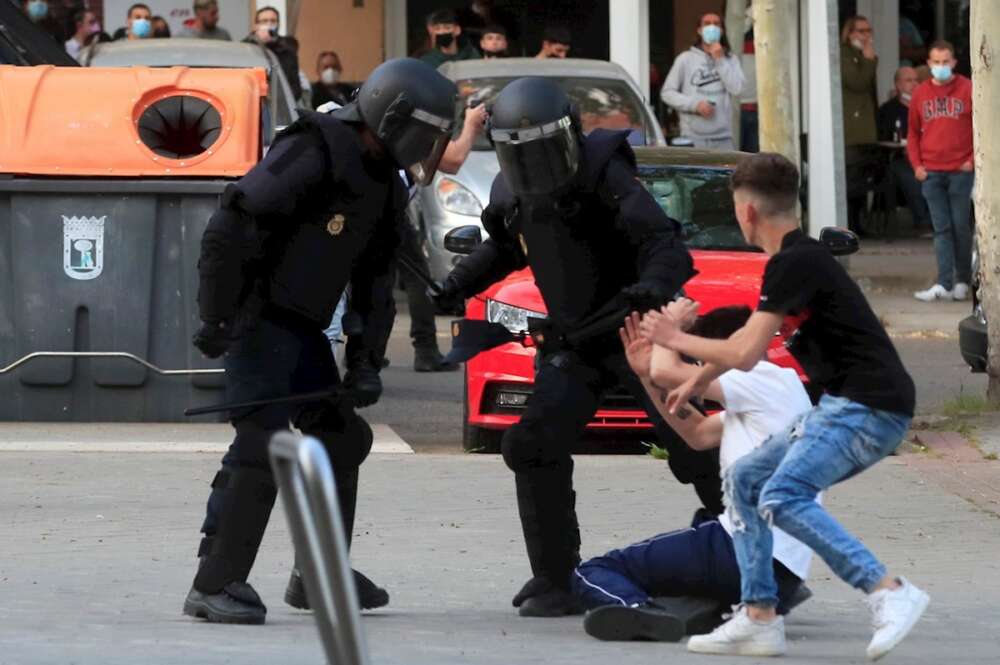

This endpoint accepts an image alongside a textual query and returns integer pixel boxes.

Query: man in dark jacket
[183,58,457,626]
[434,77,721,618]
[877,66,931,232]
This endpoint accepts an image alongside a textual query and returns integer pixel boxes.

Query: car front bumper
[959,314,987,373]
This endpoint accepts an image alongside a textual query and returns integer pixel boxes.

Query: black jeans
[890,157,931,228]
[501,346,723,589]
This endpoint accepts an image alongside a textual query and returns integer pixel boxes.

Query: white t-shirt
[714,361,817,581]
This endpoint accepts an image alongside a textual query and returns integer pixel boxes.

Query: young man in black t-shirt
[639,153,929,660]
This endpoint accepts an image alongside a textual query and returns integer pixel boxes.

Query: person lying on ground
[572,305,815,642]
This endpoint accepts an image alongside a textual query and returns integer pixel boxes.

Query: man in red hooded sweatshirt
[907,40,974,303]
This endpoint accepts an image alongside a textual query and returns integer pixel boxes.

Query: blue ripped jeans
[725,395,910,606]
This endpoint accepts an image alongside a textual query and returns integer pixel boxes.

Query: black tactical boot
[583,602,686,642]
[285,567,390,610]
[413,347,459,372]
[511,576,583,617]
[183,581,266,625]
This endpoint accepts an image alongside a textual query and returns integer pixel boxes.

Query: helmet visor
[491,116,579,196]
[384,108,454,186]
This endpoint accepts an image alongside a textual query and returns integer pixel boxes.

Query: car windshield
[455,76,651,149]
[638,165,755,251]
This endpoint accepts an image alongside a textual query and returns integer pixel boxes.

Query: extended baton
[184,388,348,417]
[396,252,442,296]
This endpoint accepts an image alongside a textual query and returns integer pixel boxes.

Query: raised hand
[665,298,700,331]
[639,307,682,348]
[619,311,653,379]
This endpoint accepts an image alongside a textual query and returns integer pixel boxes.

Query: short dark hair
[127,3,151,18]
[73,8,91,26]
[929,39,955,57]
[317,50,341,66]
[482,23,507,38]
[427,9,458,26]
[255,5,280,23]
[730,152,800,215]
[543,24,571,46]
[689,306,753,340]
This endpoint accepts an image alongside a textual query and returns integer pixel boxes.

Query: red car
[459,147,808,452]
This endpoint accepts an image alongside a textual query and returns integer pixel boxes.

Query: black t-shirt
[757,229,915,416]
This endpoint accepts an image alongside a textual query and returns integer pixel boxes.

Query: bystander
[535,24,571,59]
[419,9,479,68]
[151,15,170,38]
[660,13,743,150]
[479,24,508,58]
[64,8,99,61]
[112,3,152,41]
[878,66,931,233]
[243,6,302,100]
[909,41,975,302]
[841,15,878,234]
[311,51,354,109]
[177,0,231,40]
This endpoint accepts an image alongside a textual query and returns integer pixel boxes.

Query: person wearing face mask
[65,9,99,61]
[111,3,152,41]
[23,0,67,43]
[878,67,931,234]
[418,9,479,68]
[479,24,508,58]
[908,41,975,303]
[660,13,743,150]
[311,51,354,110]
[243,6,302,100]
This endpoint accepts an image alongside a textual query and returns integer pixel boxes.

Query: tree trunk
[971,1,1000,403]
[753,0,798,163]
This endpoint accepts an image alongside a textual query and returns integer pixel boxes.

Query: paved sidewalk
[1,446,997,665]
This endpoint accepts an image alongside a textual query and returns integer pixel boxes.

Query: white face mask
[320,67,340,85]
[900,92,912,104]
[850,38,864,51]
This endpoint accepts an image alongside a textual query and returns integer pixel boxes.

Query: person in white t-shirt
[572,302,815,642]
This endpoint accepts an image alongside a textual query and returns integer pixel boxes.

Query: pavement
[2,445,999,665]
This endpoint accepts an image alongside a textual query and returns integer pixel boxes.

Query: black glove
[192,320,232,359]
[343,362,382,408]
[429,276,464,314]
[621,282,669,315]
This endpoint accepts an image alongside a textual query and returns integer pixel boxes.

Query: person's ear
[454,25,462,36]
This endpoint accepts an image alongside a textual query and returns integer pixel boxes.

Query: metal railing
[0,351,224,375]
[269,432,370,665]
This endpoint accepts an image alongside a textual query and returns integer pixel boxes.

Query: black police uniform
[443,129,723,612]
[188,110,407,617]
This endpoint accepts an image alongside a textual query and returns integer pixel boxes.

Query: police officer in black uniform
[183,58,458,625]
[434,78,723,617]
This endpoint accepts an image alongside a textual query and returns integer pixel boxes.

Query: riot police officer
[184,58,458,625]
[434,77,723,617]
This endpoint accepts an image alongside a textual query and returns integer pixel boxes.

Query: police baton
[184,387,349,417]
[397,252,443,296]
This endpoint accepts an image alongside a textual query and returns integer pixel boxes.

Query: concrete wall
[295,0,384,84]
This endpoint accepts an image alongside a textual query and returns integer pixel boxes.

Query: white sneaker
[865,577,930,661]
[687,605,786,657]
[914,284,953,302]
[953,282,970,300]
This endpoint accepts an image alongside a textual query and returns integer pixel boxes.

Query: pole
[753,0,799,163]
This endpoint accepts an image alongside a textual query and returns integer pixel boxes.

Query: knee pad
[295,402,373,470]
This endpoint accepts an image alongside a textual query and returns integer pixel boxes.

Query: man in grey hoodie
[661,13,744,150]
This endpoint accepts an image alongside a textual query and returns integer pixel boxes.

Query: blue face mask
[27,0,48,21]
[701,24,722,45]
[131,17,152,38]
[931,64,953,82]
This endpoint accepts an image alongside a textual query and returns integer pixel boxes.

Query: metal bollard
[269,432,371,665]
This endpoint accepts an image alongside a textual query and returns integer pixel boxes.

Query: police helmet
[488,77,582,197]
[334,58,457,185]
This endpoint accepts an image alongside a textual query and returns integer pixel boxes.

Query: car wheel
[462,370,504,454]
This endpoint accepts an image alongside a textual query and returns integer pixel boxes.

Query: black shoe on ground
[583,603,685,642]
[517,587,583,617]
[413,348,459,373]
[285,567,390,611]
[183,582,266,625]
[777,583,813,615]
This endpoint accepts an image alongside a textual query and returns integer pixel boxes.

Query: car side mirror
[444,225,483,255]
[819,226,860,256]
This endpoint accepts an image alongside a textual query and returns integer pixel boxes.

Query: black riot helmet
[333,58,457,185]
[488,77,582,197]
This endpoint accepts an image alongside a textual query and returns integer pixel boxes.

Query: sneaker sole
[866,591,930,661]
[182,598,266,625]
[583,606,685,642]
[686,638,786,657]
